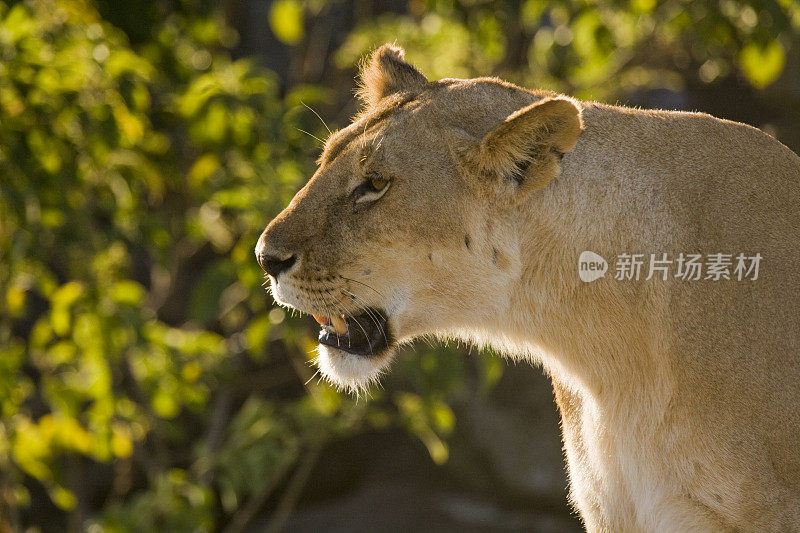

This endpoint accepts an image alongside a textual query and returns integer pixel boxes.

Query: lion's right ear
[449,97,583,207]
[357,44,428,107]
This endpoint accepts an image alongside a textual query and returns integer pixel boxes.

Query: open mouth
[313,308,391,357]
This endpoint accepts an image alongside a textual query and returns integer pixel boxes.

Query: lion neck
[482,172,673,411]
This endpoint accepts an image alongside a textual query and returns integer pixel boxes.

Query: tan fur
[256,44,800,530]
[356,44,427,108]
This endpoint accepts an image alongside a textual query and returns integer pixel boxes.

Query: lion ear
[357,44,428,107]
[451,97,583,206]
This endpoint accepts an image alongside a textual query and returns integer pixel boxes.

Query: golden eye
[354,172,391,205]
[368,172,389,191]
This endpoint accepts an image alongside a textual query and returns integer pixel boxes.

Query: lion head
[255,44,583,392]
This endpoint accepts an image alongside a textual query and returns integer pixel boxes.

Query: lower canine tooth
[330,315,348,335]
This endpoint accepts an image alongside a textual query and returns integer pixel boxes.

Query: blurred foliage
[0,0,797,530]
[0,0,352,528]
[337,0,800,98]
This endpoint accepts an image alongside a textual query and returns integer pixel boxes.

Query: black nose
[258,251,297,278]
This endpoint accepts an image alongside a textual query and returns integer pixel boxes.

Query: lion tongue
[313,313,348,335]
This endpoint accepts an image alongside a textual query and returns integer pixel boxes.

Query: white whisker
[301,101,332,135]
[295,127,325,145]
[304,368,320,386]
[319,292,342,347]
[341,288,386,343]
[341,276,386,299]
[326,290,371,353]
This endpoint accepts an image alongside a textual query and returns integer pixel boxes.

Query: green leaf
[269,0,304,45]
[110,280,146,306]
[739,41,785,88]
[246,314,271,359]
[5,286,26,316]
[51,282,85,309]
[188,153,221,188]
[423,433,449,465]
[630,0,656,14]
[429,400,455,434]
[50,486,77,511]
[152,386,180,419]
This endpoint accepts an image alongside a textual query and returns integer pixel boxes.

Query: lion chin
[315,344,394,394]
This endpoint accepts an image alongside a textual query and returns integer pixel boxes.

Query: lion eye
[368,173,389,192]
[354,173,390,205]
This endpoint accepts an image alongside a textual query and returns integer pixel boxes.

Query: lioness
[256,44,800,530]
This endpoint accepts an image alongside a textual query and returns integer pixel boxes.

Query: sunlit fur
[257,44,800,530]
[313,344,391,395]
